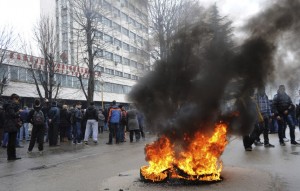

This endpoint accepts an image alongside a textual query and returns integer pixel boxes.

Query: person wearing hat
[48,101,60,146]
[3,93,22,160]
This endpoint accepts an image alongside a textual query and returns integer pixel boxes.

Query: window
[121,27,129,36]
[114,54,122,63]
[136,22,142,29]
[137,63,144,70]
[129,3,135,12]
[0,65,8,79]
[102,17,112,27]
[137,48,142,55]
[129,31,136,40]
[123,85,132,94]
[59,74,67,87]
[123,73,131,79]
[131,75,138,80]
[136,9,142,17]
[128,17,135,26]
[143,25,148,33]
[103,0,112,11]
[123,58,130,65]
[104,82,113,92]
[95,65,104,72]
[114,38,122,48]
[95,49,103,57]
[95,31,103,39]
[130,60,137,68]
[136,35,142,44]
[112,84,123,94]
[115,70,123,77]
[130,46,137,53]
[66,75,73,88]
[112,22,121,32]
[19,67,27,82]
[105,68,114,75]
[122,42,129,51]
[10,66,19,81]
[112,7,120,17]
[103,34,113,44]
[121,12,128,22]
[145,65,150,71]
[103,51,113,60]
[120,0,128,7]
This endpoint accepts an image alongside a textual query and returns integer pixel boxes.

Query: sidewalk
[0,131,113,163]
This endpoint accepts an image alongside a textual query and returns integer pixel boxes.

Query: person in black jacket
[27,99,45,154]
[272,85,300,146]
[3,93,22,161]
[83,102,98,144]
[48,101,60,146]
[59,105,71,142]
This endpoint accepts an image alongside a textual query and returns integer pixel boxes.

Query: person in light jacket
[126,105,140,143]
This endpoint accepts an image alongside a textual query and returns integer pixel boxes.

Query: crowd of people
[1,84,300,160]
[241,85,300,151]
[0,95,146,161]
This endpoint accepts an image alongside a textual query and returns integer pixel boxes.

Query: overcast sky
[0,0,270,49]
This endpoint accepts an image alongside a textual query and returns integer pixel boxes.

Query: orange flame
[141,123,228,182]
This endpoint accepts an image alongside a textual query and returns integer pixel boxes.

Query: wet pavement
[0,130,300,191]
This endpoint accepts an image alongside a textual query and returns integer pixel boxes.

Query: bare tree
[0,26,15,96]
[26,16,61,103]
[148,0,205,62]
[72,0,113,104]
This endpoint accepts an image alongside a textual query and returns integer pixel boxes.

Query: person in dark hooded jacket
[48,101,60,146]
[27,99,45,154]
[272,85,300,146]
[3,93,22,161]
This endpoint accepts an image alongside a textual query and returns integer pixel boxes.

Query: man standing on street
[273,85,300,146]
[84,102,98,144]
[3,93,22,161]
[107,100,121,144]
[255,87,275,148]
[27,99,45,154]
[48,101,60,146]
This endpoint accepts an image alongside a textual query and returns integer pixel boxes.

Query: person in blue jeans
[72,102,82,144]
[272,85,300,146]
[106,101,121,144]
[19,106,30,141]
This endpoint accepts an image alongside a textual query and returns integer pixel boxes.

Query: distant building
[35,0,150,104]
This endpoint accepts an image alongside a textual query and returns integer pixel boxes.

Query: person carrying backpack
[106,100,121,145]
[27,99,45,154]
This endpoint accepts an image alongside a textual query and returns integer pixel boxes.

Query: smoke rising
[129,0,300,140]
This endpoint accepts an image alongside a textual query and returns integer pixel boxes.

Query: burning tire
[140,166,170,183]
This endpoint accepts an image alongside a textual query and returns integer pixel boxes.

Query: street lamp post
[99,78,104,109]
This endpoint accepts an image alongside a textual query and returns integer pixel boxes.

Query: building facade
[36,0,150,104]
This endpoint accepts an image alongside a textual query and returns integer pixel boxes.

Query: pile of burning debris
[140,123,227,183]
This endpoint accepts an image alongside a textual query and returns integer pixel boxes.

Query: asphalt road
[0,131,300,191]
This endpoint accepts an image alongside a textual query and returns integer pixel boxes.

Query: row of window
[0,65,132,95]
[99,15,148,45]
[103,0,148,23]
[94,65,140,80]
[95,49,150,71]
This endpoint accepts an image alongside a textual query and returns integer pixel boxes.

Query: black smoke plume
[129,0,300,140]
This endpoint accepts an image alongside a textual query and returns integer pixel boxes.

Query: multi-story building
[48,0,150,104]
[0,0,150,108]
